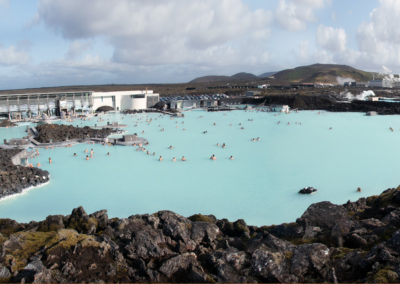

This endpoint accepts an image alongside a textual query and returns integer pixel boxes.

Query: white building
[0,89,160,118]
[91,90,159,111]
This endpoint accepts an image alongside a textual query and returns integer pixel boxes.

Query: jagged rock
[38,215,65,232]
[191,221,220,245]
[35,124,114,143]
[159,252,198,278]
[3,188,400,282]
[0,149,50,200]
[0,264,11,280]
[251,248,296,282]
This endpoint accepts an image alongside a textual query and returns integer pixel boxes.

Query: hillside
[190,72,259,83]
[273,63,375,83]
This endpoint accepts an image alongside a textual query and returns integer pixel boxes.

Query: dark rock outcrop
[0,149,49,199]
[35,124,113,143]
[2,187,400,282]
[243,94,400,115]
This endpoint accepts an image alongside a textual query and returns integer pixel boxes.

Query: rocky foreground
[0,149,49,199]
[35,124,114,143]
[2,188,400,282]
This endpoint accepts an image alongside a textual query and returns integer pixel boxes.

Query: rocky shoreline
[0,149,49,199]
[34,124,114,143]
[243,94,400,114]
[0,187,400,282]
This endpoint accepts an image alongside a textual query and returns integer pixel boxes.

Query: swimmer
[329,127,333,130]
[73,153,77,157]
[48,157,52,164]
[357,187,362,192]
[390,127,394,132]
[37,162,41,167]
[107,152,110,156]
[181,156,186,161]
[172,157,176,162]
[84,149,88,153]
[86,155,90,160]
[168,145,174,150]
[222,143,226,148]
[229,155,234,160]
[152,152,156,156]
[159,155,163,162]
[210,154,216,161]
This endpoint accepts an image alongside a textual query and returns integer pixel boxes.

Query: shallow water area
[1,110,400,226]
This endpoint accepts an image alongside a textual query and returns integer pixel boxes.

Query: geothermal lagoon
[1,109,400,225]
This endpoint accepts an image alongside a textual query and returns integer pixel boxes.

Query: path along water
[1,110,400,226]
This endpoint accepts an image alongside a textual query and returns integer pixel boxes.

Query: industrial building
[0,90,159,119]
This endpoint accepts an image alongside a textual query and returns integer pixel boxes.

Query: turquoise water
[0,122,31,143]
[1,110,400,226]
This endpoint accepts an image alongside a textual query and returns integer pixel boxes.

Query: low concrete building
[0,89,159,118]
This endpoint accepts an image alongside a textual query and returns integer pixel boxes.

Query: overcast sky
[0,0,397,89]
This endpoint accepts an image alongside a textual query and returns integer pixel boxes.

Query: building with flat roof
[0,90,159,118]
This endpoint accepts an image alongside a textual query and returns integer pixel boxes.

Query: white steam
[341,90,376,101]
[337,76,354,85]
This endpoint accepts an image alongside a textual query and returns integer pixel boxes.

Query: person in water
[172,157,176,162]
[86,155,90,160]
[229,155,234,160]
[210,154,216,160]
[357,187,362,192]
[73,153,77,157]
[48,157,52,164]
[107,152,110,156]
[181,156,186,161]
[159,155,163,161]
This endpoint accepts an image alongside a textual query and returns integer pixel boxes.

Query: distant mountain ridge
[189,64,375,84]
[273,63,376,83]
[190,72,261,83]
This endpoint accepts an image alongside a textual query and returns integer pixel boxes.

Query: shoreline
[0,180,50,202]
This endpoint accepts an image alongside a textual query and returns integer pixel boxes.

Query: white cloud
[275,0,329,31]
[37,0,272,67]
[65,40,93,59]
[356,0,400,68]
[316,25,346,52]
[0,45,30,66]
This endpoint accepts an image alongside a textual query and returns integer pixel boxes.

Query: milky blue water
[1,110,400,226]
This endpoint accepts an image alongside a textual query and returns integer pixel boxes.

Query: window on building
[131,94,145,98]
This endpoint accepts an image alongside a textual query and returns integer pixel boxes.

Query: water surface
[1,110,399,226]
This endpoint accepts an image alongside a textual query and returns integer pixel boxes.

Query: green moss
[373,268,398,283]
[284,251,293,260]
[49,229,99,251]
[290,238,314,245]
[4,231,58,271]
[188,214,214,223]
[332,247,354,259]
[67,217,98,233]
